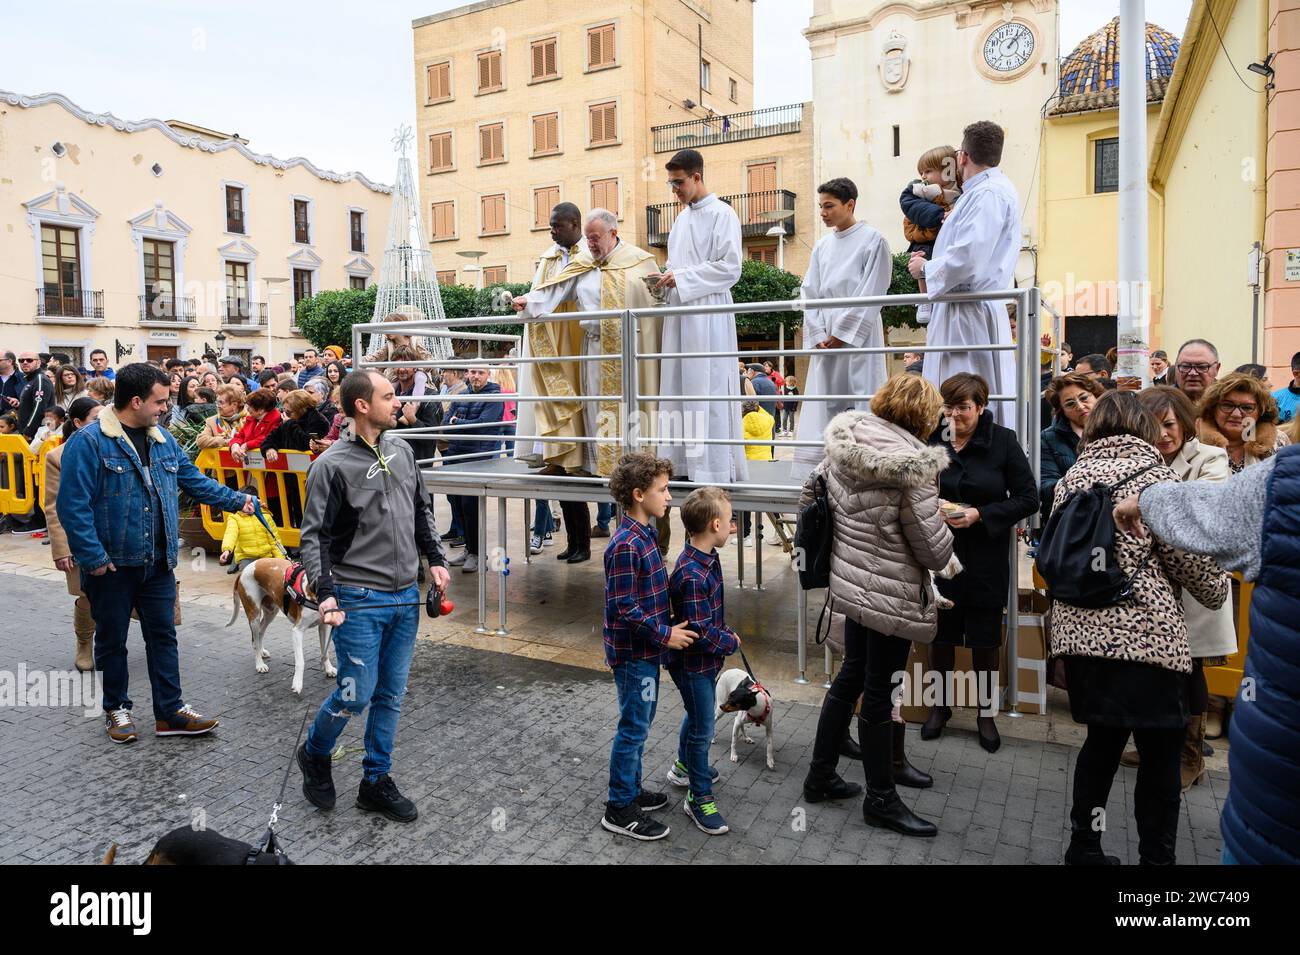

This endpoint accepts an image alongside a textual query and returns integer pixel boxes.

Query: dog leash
[250,500,292,561]
[738,646,756,680]
[246,708,308,865]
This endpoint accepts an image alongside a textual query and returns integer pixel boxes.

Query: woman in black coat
[925,372,1038,752]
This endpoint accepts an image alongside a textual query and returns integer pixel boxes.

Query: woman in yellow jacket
[742,401,776,461]
[219,484,285,574]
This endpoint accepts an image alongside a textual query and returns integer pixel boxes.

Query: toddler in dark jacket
[900,145,961,326]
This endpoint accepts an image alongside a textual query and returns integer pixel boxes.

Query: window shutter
[492,124,503,159]
[545,39,556,77]
[532,42,544,80]
[479,54,490,91]
[545,113,558,151]
[588,29,601,68]
[490,52,501,88]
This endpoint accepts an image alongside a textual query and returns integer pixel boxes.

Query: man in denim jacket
[57,363,255,745]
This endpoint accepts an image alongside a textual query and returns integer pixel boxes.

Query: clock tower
[805,0,1058,273]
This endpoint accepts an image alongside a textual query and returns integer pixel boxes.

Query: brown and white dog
[227,558,336,695]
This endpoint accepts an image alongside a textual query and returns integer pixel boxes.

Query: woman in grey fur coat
[799,374,954,838]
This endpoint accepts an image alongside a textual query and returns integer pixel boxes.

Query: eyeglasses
[1176,362,1215,374]
[18,357,38,364]
[1218,401,1257,417]
[942,402,977,414]
[666,177,690,187]
[1060,397,1092,411]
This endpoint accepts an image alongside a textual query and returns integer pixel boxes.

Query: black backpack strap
[813,593,833,646]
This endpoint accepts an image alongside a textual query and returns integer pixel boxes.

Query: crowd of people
[2,115,1293,866]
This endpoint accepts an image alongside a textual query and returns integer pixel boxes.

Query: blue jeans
[82,559,182,720]
[533,500,555,537]
[668,665,717,797]
[305,583,419,782]
[596,502,614,531]
[447,495,463,538]
[608,658,661,807]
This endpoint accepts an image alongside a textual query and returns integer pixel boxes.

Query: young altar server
[654,149,748,486]
[908,120,1020,430]
[792,177,893,478]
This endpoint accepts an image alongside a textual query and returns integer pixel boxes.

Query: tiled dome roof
[1058,17,1180,97]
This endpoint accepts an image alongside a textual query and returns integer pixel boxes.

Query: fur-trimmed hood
[1196,417,1279,461]
[824,411,951,489]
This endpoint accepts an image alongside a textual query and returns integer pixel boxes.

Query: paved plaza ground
[0,528,1230,865]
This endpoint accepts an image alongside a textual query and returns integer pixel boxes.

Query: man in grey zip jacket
[297,370,449,823]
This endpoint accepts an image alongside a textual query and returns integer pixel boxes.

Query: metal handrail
[356,284,1042,700]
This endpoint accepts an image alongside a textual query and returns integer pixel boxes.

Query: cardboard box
[898,589,1049,721]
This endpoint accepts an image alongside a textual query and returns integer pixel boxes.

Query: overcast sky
[1,1,1192,186]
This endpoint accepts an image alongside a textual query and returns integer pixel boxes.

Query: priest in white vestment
[910,121,1021,430]
[655,150,748,485]
[792,177,893,478]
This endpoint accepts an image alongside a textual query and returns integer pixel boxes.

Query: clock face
[983,22,1035,73]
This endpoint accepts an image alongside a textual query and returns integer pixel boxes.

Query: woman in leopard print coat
[1048,391,1229,866]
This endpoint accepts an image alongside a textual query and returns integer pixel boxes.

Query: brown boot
[73,598,95,672]
[1180,714,1207,793]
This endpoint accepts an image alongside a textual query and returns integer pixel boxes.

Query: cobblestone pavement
[0,571,1227,865]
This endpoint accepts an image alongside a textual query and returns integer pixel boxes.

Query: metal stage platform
[421,457,824,681]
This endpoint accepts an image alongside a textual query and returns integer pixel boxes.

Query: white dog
[227,558,336,695]
[715,668,776,769]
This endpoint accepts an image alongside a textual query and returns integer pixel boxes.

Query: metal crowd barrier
[352,286,1043,698]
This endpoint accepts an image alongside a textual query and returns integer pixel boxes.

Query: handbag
[794,473,833,591]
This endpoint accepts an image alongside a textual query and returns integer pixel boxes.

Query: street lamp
[457,250,487,290]
[213,329,227,360]
[759,209,794,272]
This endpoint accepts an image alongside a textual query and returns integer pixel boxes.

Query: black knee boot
[803,692,863,803]
[860,719,937,837]
[1066,746,1121,865]
[892,721,933,789]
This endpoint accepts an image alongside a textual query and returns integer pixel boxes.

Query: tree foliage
[295,251,922,355]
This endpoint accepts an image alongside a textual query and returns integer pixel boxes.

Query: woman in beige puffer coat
[799,373,954,838]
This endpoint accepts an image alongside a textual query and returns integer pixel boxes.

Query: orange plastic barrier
[193,448,314,548]
[0,434,38,515]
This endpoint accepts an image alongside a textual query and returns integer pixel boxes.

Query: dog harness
[282,562,311,614]
[747,678,772,727]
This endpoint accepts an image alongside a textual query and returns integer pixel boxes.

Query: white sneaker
[529,534,543,555]
[916,303,932,325]
[462,554,479,573]
[447,550,468,567]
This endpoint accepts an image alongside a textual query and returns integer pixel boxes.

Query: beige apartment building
[412,0,814,287]
[0,90,392,367]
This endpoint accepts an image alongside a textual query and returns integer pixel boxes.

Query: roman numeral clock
[977,19,1038,81]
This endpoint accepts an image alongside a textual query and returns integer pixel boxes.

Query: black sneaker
[601,801,669,841]
[635,789,669,812]
[357,774,418,823]
[297,743,336,810]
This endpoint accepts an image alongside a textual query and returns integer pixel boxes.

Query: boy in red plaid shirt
[667,487,741,834]
[600,453,698,842]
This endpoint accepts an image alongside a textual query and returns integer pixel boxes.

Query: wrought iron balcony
[222,301,268,331]
[646,189,797,248]
[139,293,197,325]
[36,288,104,322]
[651,103,804,153]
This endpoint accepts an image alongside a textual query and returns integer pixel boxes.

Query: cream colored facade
[1150,0,1277,375]
[804,0,1057,279]
[0,91,392,366]
[1036,101,1167,352]
[412,0,813,283]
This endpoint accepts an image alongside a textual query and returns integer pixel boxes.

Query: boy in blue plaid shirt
[600,453,698,842]
[667,487,741,834]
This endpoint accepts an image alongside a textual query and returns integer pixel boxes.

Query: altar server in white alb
[655,149,748,485]
[908,120,1020,429]
[792,177,893,478]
